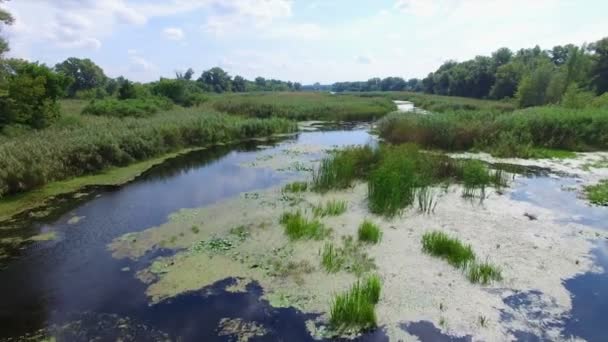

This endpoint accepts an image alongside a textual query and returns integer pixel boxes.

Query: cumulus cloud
[163,27,185,41]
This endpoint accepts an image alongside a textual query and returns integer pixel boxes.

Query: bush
[150,78,208,107]
[81,97,173,118]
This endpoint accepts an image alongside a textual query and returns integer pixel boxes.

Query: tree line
[332,37,608,108]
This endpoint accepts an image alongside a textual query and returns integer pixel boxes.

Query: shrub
[357,220,382,244]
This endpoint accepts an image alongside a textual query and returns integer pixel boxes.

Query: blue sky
[3,0,607,84]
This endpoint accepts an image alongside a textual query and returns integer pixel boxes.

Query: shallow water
[0,125,607,341]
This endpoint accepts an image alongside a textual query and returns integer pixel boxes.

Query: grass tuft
[312,146,377,192]
[421,231,475,268]
[279,211,331,241]
[467,261,503,285]
[357,220,382,244]
[329,275,382,333]
[282,181,308,193]
[313,199,347,217]
[320,236,375,275]
[585,180,608,206]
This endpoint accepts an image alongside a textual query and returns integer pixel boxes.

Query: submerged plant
[329,275,382,333]
[357,220,382,244]
[280,211,331,241]
[313,200,348,217]
[421,231,475,268]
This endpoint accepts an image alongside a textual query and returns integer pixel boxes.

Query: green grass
[585,180,608,206]
[422,230,502,285]
[0,105,296,200]
[357,220,382,244]
[279,211,331,241]
[211,92,396,121]
[312,146,377,193]
[378,105,608,158]
[282,181,308,193]
[82,97,173,117]
[421,231,475,268]
[312,200,347,217]
[467,261,503,285]
[329,275,382,333]
[320,236,375,275]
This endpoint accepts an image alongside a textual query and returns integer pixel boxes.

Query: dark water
[0,126,607,341]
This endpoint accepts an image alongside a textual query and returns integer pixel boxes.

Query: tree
[492,47,513,68]
[293,82,302,91]
[516,62,554,107]
[118,80,137,99]
[255,77,266,89]
[55,57,107,97]
[198,67,232,93]
[232,75,246,92]
[0,60,70,129]
[590,37,608,94]
[176,68,195,81]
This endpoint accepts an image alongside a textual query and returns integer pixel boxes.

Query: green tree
[516,62,554,107]
[232,75,246,92]
[490,62,523,99]
[118,80,137,99]
[55,57,107,97]
[0,60,70,129]
[294,82,302,91]
[590,37,608,94]
[198,67,232,93]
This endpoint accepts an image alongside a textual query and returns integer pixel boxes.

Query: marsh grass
[585,180,608,206]
[421,231,475,268]
[357,220,382,244]
[320,236,375,275]
[313,200,347,217]
[280,211,331,241]
[312,146,377,192]
[329,275,382,333]
[467,261,503,285]
[416,187,438,214]
[282,181,308,193]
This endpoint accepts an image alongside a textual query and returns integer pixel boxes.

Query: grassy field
[0,101,296,203]
[355,91,516,113]
[378,105,608,158]
[211,92,396,121]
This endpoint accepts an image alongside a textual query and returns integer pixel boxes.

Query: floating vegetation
[357,220,382,244]
[279,211,331,241]
[282,181,308,193]
[320,236,375,275]
[584,180,608,206]
[467,261,503,285]
[422,231,502,285]
[329,275,382,333]
[421,231,475,269]
[312,200,347,217]
[191,226,200,234]
[191,237,235,253]
[229,225,250,241]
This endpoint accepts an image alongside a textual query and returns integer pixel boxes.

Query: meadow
[211,92,396,121]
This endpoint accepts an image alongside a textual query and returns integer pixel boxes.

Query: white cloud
[355,55,373,64]
[129,55,156,72]
[394,0,441,16]
[163,27,185,41]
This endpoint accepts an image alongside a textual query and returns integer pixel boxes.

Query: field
[211,92,396,121]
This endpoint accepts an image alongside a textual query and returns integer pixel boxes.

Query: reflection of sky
[510,176,608,229]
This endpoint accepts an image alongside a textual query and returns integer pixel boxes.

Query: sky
[2,0,607,84]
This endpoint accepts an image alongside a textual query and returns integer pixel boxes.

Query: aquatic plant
[357,220,382,244]
[191,237,234,253]
[282,181,308,193]
[585,180,608,206]
[320,236,375,275]
[279,211,331,241]
[467,261,503,285]
[421,231,475,268]
[312,146,377,192]
[191,226,200,234]
[329,275,382,332]
[312,200,347,217]
[229,225,250,241]
[416,187,438,214]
